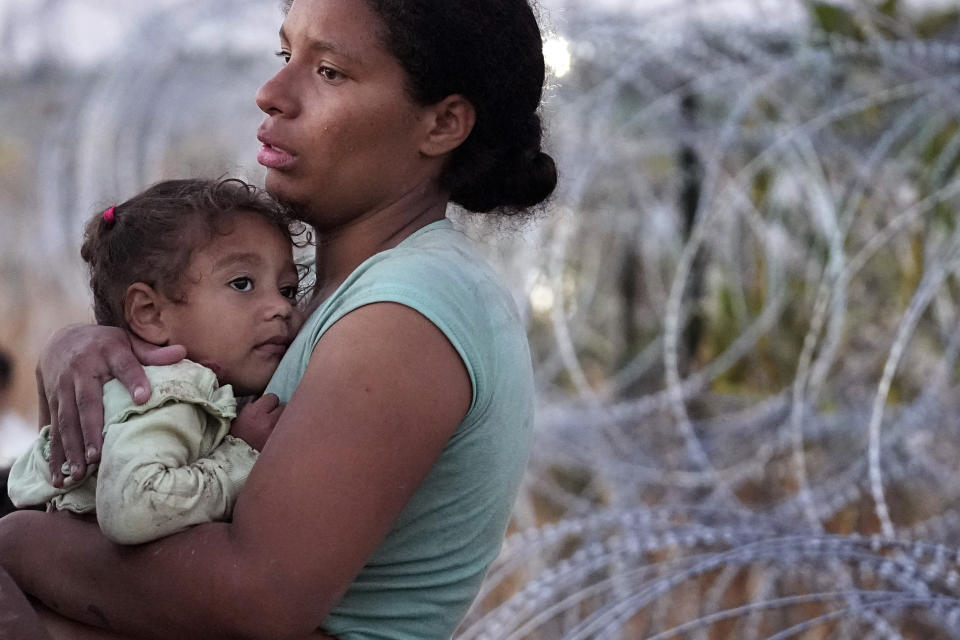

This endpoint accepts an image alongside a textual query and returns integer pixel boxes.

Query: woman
[0,0,556,638]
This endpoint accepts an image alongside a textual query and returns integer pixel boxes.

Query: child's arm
[94,402,258,545]
[229,393,284,452]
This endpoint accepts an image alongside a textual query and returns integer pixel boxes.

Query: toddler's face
[162,210,302,395]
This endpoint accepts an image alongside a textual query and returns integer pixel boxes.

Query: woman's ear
[124,283,170,346]
[419,95,476,158]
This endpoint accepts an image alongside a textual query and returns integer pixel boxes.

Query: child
[7,178,303,544]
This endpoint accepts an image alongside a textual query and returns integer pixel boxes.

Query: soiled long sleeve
[95,401,258,544]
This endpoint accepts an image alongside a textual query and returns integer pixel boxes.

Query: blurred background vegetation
[7,0,960,637]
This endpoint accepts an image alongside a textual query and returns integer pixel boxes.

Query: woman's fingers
[52,359,106,483]
[37,363,65,485]
[110,336,160,405]
[130,336,186,368]
[73,372,106,466]
[44,359,71,486]
[47,411,66,488]
[56,378,90,484]
[34,364,50,430]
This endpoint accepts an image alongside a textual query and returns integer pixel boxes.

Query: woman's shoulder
[310,224,519,349]
[353,222,513,308]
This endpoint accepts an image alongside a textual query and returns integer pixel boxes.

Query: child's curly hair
[81,178,302,330]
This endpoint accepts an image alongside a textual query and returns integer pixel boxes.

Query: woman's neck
[307,190,449,306]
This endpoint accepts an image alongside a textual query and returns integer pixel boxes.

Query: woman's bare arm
[0,565,51,640]
[3,302,470,639]
[0,561,335,640]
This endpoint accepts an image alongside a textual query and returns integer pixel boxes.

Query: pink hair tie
[103,206,116,226]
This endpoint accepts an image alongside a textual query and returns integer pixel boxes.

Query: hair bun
[450,146,557,214]
[510,150,558,209]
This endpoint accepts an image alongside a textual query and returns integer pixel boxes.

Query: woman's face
[256,0,432,228]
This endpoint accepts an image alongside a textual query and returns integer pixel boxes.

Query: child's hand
[230,394,284,451]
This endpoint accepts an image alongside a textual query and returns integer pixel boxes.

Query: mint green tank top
[265,219,534,639]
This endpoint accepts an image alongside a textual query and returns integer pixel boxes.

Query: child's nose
[264,292,294,320]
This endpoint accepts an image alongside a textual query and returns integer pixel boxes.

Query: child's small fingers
[257,393,281,412]
[265,410,285,428]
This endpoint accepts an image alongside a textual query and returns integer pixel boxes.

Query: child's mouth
[254,337,289,357]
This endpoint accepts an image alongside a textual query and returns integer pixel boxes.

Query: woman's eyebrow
[278,26,361,63]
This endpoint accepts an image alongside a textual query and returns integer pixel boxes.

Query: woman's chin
[263,172,294,198]
[263,176,309,213]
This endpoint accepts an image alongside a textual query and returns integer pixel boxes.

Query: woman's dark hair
[283,0,557,215]
[81,178,298,330]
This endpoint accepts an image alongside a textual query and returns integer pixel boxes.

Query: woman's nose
[256,65,298,117]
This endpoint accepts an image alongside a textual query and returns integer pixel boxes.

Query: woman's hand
[37,325,186,487]
[229,394,284,451]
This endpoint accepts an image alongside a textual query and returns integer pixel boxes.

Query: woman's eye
[318,66,341,81]
[275,50,291,64]
[230,277,254,292]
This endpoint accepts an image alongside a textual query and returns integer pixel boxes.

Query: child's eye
[275,50,291,64]
[280,285,298,301]
[229,277,254,292]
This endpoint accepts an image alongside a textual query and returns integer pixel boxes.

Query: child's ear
[124,283,170,346]
[419,94,476,158]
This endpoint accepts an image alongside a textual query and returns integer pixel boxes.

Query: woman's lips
[257,143,296,170]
